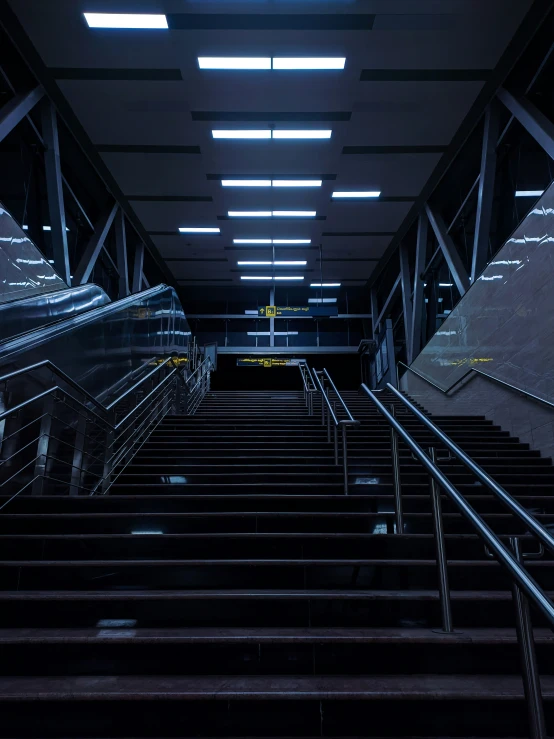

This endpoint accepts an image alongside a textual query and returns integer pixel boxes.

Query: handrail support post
[390,404,404,534]
[429,447,454,633]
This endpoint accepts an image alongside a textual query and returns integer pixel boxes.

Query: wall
[403,181,554,458]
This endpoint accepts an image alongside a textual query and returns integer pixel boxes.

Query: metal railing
[310,367,360,494]
[360,382,554,738]
[0,353,212,504]
[398,360,554,411]
[298,362,317,415]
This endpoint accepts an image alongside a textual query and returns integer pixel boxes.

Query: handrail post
[326,386,331,443]
[389,405,403,533]
[32,394,54,496]
[341,423,349,495]
[429,447,453,633]
[510,536,546,739]
[333,403,338,465]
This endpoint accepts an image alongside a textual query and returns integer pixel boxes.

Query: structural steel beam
[370,289,380,337]
[375,275,401,330]
[114,210,129,298]
[411,212,428,362]
[73,203,118,285]
[132,242,145,294]
[472,102,499,283]
[399,242,413,364]
[41,100,70,284]
[425,204,470,296]
[0,85,43,143]
[142,272,150,290]
[497,87,554,160]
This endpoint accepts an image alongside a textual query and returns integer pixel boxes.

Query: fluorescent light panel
[515,190,544,197]
[84,13,168,29]
[222,179,271,187]
[309,298,337,303]
[238,261,307,266]
[212,130,331,140]
[273,180,322,187]
[273,57,345,70]
[311,283,341,287]
[199,57,271,69]
[229,211,315,218]
[332,191,381,198]
[439,283,454,287]
[222,179,321,188]
[247,331,299,336]
[241,276,304,280]
[213,130,271,139]
[179,227,220,233]
[233,238,311,245]
[199,57,345,70]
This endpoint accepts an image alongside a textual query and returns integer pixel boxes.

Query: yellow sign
[263,358,272,367]
[266,306,276,317]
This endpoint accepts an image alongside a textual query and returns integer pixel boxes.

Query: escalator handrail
[385,381,554,557]
[360,383,554,629]
[0,285,169,361]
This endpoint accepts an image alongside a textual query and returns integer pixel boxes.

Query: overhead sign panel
[236,357,306,368]
[258,306,338,317]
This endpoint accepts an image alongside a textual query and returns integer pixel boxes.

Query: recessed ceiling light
[179,227,220,233]
[273,58,346,70]
[84,13,168,29]
[273,211,316,217]
[272,180,322,187]
[213,130,271,139]
[332,191,381,198]
[273,239,311,244]
[274,261,307,266]
[311,283,341,287]
[515,190,544,197]
[241,276,273,280]
[222,180,271,187]
[237,261,272,266]
[233,239,272,244]
[198,57,271,70]
[228,211,272,218]
[273,130,332,139]
[308,297,337,303]
[275,276,304,280]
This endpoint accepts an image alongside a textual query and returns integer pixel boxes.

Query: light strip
[228,211,272,218]
[22,226,70,232]
[212,130,331,140]
[213,130,271,139]
[273,130,332,139]
[273,239,311,244]
[332,191,381,198]
[131,530,163,535]
[179,227,220,233]
[273,180,322,187]
[241,276,273,280]
[84,13,168,29]
[229,212,315,218]
[515,190,544,197]
[199,57,271,70]
[247,331,299,336]
[233,239,272,244]
[238,261,307,266]
[273,58,346,70]
[273,211,316,217]
[222,180,271,187]
[311,283,341,287]
[308,298,337,303]
[438,283,454,287]
[275,276,304,280]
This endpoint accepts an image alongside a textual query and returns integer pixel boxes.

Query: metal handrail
[360,382,554,628]
[322,369,356,423]
[298,362,317,415]
[398,360,554,411]
[312,371,339,426]
[385,382,554,556]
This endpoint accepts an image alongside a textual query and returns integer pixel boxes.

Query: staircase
[1,388,554,737]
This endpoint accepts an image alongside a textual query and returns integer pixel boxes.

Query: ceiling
[7,0,532,307]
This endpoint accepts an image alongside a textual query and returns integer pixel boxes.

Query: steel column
[74,203,119,285]
[497,87,554,161]
[385,318,397,389]
[411,213,428,361]
[0,86,43,143]
[41,100,71,284]
[472,102,499,283]
[399,243,413,364]
[132,242,145,293]
[425,204,470,296]
[114,209,129,298]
